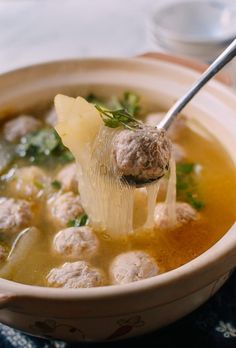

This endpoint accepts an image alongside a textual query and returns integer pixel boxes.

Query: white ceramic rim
[0,58,236,301]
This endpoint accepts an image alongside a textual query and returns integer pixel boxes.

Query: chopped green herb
[120,92,140,116]
[51,180,61,190]
[33,180,44,190]
[16,128,74,165]
[186,192,205,211]
[176,162,204,211]
[67,214,88,227]
[176,163,195,175]
[56,149,74,163]
[95,105,142,130]
[86,92,140,117]
[0,139,15,175]
[86,94,106,108]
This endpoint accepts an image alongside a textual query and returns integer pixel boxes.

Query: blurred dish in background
[148,0,236,62]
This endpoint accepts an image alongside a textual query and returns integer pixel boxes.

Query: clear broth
[0,108,236,286]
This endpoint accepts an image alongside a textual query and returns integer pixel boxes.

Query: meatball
[47,261,105,288]
[0,197,33,234]
[56,163,78,192]
[10,166,49,198]
[154,202,198,230]
[173,143,186,163]
[145,112,186,141]
[112,126,171,182]
[110,251,159,285]
[48,192,83,226]
[53,226,99,260]
[3,115,42,142]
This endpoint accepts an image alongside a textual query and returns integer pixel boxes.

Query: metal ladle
[157,38,236,131]
[126,38,236,188]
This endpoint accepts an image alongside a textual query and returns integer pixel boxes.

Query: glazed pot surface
[0,57,236,341]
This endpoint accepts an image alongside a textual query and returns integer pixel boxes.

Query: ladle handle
[158,38,236,130]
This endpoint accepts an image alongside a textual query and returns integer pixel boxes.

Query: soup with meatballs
[0,92,235,288]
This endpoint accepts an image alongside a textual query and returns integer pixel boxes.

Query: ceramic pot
[0,57,235,342]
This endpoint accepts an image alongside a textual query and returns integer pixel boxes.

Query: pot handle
[138,52,231,86]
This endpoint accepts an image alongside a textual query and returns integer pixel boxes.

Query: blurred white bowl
[149,0,236,62]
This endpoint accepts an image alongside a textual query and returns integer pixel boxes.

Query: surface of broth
[0,97,236,287]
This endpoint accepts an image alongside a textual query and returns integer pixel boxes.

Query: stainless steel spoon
[126,38,236,187]
[157,38,236,131]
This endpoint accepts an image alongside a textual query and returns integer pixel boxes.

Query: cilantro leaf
[120,92,140,116]
[87,91,141,128]
[186,193,205,210]
[107,92,141,116]
[51,180,61,190]
[86,94,105,107]
[16,128,74,165]
[176,163,195,175]
[67,214,88,227]
[176,162,204,211]
[87,92,141,117]
[95,105,142,130]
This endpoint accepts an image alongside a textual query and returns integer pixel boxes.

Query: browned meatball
[0,197,33,234]
[47,192,83,226]
[3,115,42,142]
[110,251,159,285]
[47,261,105,288]
[112,126,171,182]
[53,226,99,260]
